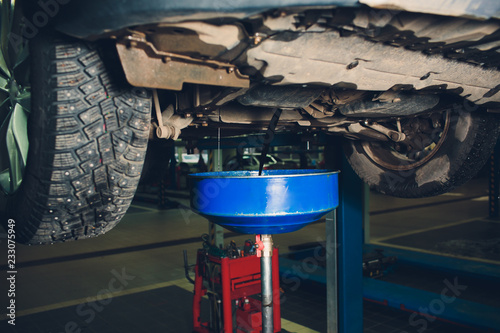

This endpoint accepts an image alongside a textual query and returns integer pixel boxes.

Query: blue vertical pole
[324,137,364,333]
[337,155,364,333]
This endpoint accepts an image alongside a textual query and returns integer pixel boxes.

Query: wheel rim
[0,0,31,194]
[361,111,451,171]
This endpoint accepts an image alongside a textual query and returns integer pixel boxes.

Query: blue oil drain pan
[189,169,339,234]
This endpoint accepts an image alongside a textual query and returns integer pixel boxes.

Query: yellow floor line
[471,196,489,201]
[372,216,486,242]
[281,318,321,332]
[126,204,159,213]
[370,240,500,265]
[1,278,321,332]
[1,278,189,320]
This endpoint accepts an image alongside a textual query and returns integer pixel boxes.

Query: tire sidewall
[344,109,495,198]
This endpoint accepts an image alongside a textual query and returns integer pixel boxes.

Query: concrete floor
[0,175,497,332]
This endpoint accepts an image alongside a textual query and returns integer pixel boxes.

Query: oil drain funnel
[190,169,339,332]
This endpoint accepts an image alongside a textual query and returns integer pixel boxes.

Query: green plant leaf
[0,0,12,78]
[0,74,8,92]
[0,168,10,194]
[5,130,18,193]
[16,90,29,111]
[10,102,28,162]
[0,0,29,194]
[0,102,12,193]
[0,49,10,79]
[9,0,16,27]
[3,102,27,193]
[0,98,11,127]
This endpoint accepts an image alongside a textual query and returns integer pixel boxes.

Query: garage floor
[0,176,498,332]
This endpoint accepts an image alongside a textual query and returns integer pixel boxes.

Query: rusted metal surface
[116,38,249,91]
[138,22,245,59]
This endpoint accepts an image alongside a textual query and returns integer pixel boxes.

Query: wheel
[344,108,500,198]
[1,31,151,244]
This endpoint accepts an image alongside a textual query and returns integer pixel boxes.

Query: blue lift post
[325,137,364,333]
[336,153,364,333]
[272,137,500,331]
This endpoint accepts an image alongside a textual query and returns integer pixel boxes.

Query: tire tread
[9,33,151,244]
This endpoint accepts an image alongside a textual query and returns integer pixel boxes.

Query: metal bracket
[364,122,406,142]
[116,36,249,91]
[153,89,193,140]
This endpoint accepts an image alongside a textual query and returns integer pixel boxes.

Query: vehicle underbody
[105,7,500,135]
[105,6,500,196]
[2,0,500,244]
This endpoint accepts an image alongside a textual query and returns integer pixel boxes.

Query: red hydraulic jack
[192,238,281,333]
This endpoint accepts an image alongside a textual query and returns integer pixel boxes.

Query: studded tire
[3,32,151,244]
